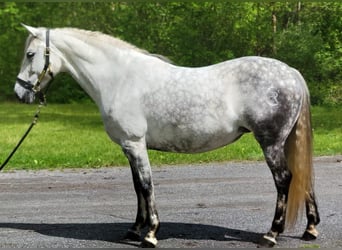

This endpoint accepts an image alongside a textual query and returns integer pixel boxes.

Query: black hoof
[123,230,141,242]
[258,236,276,248]
[302,230,317,241]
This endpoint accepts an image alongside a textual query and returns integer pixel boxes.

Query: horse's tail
[285,85,313,228]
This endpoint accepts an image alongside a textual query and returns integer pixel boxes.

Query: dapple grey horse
[14,25,320,247]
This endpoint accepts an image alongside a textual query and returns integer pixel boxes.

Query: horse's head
[14,24,60,104]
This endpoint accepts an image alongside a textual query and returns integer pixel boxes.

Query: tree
[0,2,340,105]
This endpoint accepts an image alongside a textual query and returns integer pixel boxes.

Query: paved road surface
[0,156,340,248]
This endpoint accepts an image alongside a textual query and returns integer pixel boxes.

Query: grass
[300,244,321,248]
[0,102,341,170]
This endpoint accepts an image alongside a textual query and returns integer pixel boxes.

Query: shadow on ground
[0,222,262,245]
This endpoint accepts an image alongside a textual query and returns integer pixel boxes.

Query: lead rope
[0,78,53,172]
[0,103,43,172]
[1,29,53,172]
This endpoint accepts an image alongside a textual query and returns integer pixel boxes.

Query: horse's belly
[145,122,242,153]
[142,73,244,153]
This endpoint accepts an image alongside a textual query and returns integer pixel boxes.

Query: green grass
[0,102,341,170]
[300,243,321,248]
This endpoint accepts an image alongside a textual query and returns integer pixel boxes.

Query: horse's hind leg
[302,191,320,240]
[121,138,160,248]
[257,142,291,247]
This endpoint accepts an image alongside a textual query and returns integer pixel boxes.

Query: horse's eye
[26,51,35,59]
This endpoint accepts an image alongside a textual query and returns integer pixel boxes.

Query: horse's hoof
[302,229,318,241]
[140,236,158,248]
[258,235,277,248]
[124,230,141,242]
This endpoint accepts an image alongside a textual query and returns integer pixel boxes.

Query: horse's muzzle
[14,83,36,104]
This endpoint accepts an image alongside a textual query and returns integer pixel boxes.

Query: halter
[16,29,54,104]
[1,30,53,171]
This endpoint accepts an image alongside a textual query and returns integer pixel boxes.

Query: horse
[14,25,320,248]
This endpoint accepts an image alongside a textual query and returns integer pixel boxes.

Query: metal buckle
[45,47,50,57]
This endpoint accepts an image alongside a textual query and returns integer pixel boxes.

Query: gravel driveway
[0,156,340,248]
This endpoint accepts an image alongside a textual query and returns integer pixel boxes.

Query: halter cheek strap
[16,29,54,104]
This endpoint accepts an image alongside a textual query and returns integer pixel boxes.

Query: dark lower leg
[122,141,160,247]
[271,192,288,233]
[259,187,289,247]
[259,146,291,247]
[126,180,160,247]
[302,191,320,240]
[141,186,160,247]
[125,192,147,241]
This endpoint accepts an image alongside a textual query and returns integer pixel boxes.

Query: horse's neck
[52,30,144,106]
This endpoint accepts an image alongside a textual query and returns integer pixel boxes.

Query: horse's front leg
[122,138,160,248]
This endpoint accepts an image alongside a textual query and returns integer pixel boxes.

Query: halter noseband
[16,29,54,104]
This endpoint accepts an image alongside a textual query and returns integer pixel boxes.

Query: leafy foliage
[0,2,341,105]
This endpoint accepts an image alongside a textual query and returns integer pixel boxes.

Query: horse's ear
[21,23,40,37]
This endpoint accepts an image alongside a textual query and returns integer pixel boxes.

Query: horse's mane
[56,28,173,63]
[59,28,139,50]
